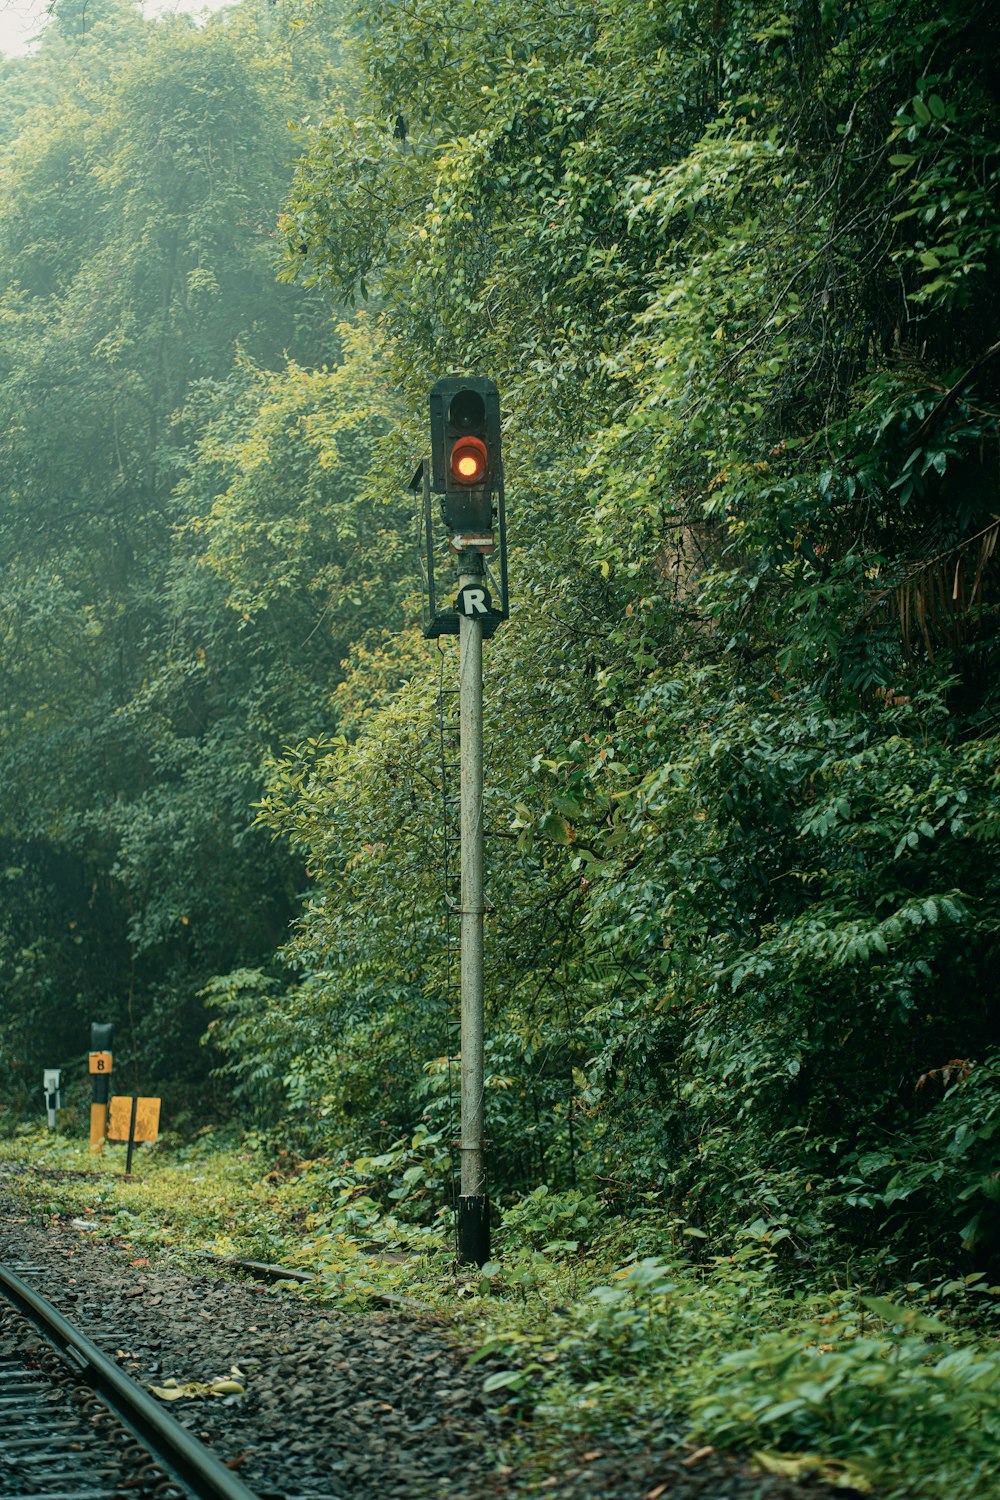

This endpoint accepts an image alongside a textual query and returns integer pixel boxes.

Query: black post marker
[125,1096,139,1177]
[89,1021,114,1154]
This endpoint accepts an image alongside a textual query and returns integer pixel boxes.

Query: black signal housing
[430,376,501,533]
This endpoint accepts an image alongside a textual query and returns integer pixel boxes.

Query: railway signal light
[417,374,508,641]
[418,375,509,1267]
[429,376,501,535]
[450,434,488,486]
[411,376,514,1261]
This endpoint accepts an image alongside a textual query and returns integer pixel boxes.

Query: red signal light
[450,435,488,486]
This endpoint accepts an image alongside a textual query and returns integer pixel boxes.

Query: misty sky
[0,0,232,55]
[0,0,47,53]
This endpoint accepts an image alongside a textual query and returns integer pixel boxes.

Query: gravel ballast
[0,1191,861,1500]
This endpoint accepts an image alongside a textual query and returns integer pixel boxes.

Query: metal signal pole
[458,552,489,1265]
[419,376,506,1266]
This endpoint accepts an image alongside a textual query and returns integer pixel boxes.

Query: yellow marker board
[107,1096,161,1143]
[89,1051,113,1075]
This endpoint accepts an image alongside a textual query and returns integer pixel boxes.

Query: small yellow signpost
[108,1096,161,1175]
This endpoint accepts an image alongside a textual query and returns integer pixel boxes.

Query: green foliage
[0,2,371,1102]
[692,1313,1000,1500]
[240,0,1000,1291]
[500,1186,604,1252]
[5,1,1000,1445]
[465,1238,1000,1499]
[182,315,410,628]
[6,1127,1000,1500]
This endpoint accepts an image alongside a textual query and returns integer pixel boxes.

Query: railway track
[0,1260,260,1500]
[0,1175,862,1500]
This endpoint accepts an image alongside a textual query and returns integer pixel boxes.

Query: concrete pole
[458,554,489,1264]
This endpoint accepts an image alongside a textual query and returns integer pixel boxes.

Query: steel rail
[0,1260,261,1500]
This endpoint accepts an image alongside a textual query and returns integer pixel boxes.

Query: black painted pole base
[458,1194,490,1266]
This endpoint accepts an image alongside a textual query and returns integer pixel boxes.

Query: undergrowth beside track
[2,1125,998,1500]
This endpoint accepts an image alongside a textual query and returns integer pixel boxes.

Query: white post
[43,1069,61,1129]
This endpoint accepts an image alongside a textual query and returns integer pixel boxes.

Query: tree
[247,0,1000,1269]
[0,1,365,1105]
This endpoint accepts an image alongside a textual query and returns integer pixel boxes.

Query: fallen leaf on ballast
[681,1446,714,1467]
[149,1376,245,1401]
[752,1451,874,1492]
[643,1485,668,1499]
[149,1379,184,1401]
